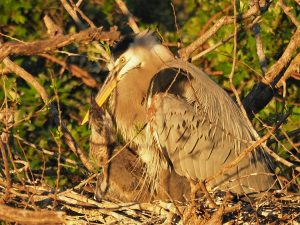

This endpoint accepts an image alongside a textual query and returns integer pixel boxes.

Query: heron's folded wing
[147,64,277,194]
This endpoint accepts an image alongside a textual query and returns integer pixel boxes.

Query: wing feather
[147,62,277,194]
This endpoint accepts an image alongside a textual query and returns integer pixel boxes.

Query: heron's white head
[107,30,174,80]
[81,31,174,124]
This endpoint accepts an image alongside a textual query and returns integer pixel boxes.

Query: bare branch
[264,145,300,171]
[60,0,85,29]
[69,0,97,28]
[243,28,300,119]
[115,0,140,33]
[43,15,64,37]
[0,203,65,225]
[178,1,271,60]
[263,29,300,85]
[0,27,120,62]
[0,139,11,199]
[192,34,234,61]
[277,52,300,87]
[252,22,268,74]
[40,53,99,88]
[278,0,300,28]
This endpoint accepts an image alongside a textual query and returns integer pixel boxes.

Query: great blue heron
[83,31,278,198]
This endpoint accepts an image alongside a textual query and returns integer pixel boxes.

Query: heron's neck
[110,45,174,142]
[110,64,157,143]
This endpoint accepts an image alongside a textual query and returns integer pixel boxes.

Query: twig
[178,1,271,60]
[13,135,78,166]
[0,203,65,224]
[3,57,96,172]
[40,53,99,88]
[277,52,300,87]
[69,0,97,28]
[115,0,140,33]
[192,33,235,61]
[60,0,85,29]
[263,28,300,85]
[0,27,120,62]
[50,72,63,207]
[170,2,181,42]
[253,22,268,74]
[229,0,240,106]
[0,139,11,200]
[198,5,232,36]
[242,28,300,119]
[263,145,300,171]
[192,16,261,61]
[278,0,300,28]
[250,0,268,74]
[267,127,300,145]
[199,181,218,208]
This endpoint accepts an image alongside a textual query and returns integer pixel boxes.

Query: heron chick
[83,31,278,197]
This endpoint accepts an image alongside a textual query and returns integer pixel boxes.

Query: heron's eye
[119,56,126,64]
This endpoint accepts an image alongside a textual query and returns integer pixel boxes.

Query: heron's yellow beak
[81,77,118,125]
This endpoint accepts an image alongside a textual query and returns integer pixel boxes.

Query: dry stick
[0,203,65,225]
[115,0,140,34]
[50,73,63,208]
[40,17,98,88]
[60,0,85,29]
[0,27,120,62]
[192,16,261,61]
[170,2,181,42]
[0,139,11,200]
[251,2,268,74]
[13,135,78,166]
[263,28,300,85]
[242,28,300,119]
[198,5,232,36]
[69,0,97,28]
[279,0,300,28]
[277,53,300,87]
[40,54,99,88]
[229,0,243,109]
[43,15,63,37]
[199,181,218,209]
[178,1,271,60]
[267,127,300,145]
[263,145,300,171]
[192,34,235,61]
[3,58,96,172]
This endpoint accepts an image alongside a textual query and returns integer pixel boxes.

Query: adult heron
[83,31,278,197]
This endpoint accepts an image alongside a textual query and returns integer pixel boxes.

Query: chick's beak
[81,69,119,125]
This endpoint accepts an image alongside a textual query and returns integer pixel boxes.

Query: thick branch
[263,29,300,85]
[277,52,300,87]
[243,29,300,119]
[278,0,300,28]
[0,203,65,225]
[0,27,120,62]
